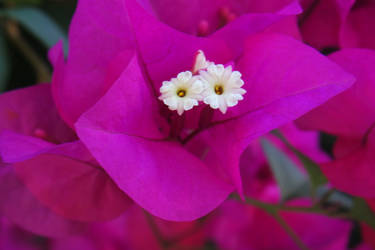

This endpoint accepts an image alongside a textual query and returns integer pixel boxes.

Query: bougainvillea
[1,0,375,249]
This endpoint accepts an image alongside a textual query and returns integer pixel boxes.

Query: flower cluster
[1,0,375,249]
[159,51,246,115]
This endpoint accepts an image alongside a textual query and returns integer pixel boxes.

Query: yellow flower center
[214,85,224,95]
[177,89,187,97]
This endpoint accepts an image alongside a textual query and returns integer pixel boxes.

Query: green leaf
[0,31,10,92]
[350,198,375,230]
[272,130,328,194]
[1,7,68,52]
[261,138,311,202]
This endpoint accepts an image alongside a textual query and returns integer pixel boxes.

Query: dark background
[0,0,76,92]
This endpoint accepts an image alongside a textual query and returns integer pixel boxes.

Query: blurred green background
[0,0,76,92]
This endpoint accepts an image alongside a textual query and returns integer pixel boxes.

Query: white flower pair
[159,51,246,115]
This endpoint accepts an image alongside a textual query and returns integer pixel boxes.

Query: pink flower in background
[297,48,375,198]
[0,83,132,235]
[300,0,375,51]
[52,205,206,250]
[0,218,49,250]
[1,205,205,250]
[0,161,86,238]
[340,0,375,49]
[299,0,355,50]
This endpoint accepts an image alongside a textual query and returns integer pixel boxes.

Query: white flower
[200,64,246,114]
[159,71,204,115]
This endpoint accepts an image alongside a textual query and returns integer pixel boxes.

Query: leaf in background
[261,138,311,202]
[272,130,328,194]
[1,7,68,53]
[316,187,353,209]
[0,30,10,92]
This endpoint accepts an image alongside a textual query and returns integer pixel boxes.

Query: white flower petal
[191,80,204,93]
[226,94,240,107]
[177,71,192,82]
[218,97,228,114]
[164,97,178,110]
[159,71,203,115]
[184,98,198,111]
[204,95,219,109]
[177,101,185,115]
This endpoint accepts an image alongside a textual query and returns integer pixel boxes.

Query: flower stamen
[177,89,187,97]
[214,85,224,95]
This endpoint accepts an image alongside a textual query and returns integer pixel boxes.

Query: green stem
[239,195,350,219]
[239,195,317,213]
